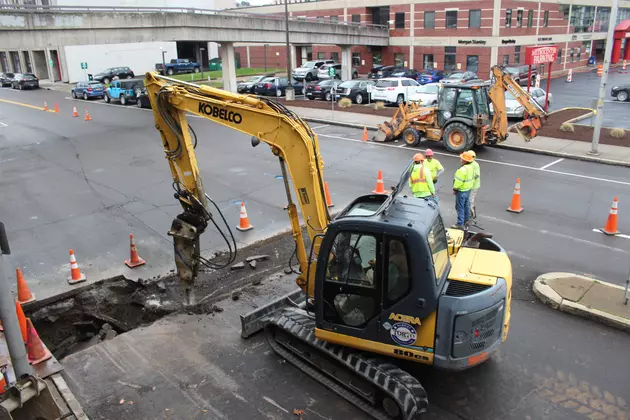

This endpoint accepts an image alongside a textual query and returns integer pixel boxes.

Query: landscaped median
[533,272,630,333]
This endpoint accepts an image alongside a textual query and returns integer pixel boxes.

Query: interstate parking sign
[328,66,336,77]
[81,62,88,70]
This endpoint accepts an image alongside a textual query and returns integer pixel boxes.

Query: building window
[517,9,523,27]
[395,12,405,29]
[582,41,591,55]
[318,52,326,59]
[505,9,512,28]
[446,10,458,28]
[570,48,575,62]
[466,55,479,72]
[425,11,435,29]
[372,52,382,65]
[423,54,434,69]
[394,53,404,67]
[352,52,361,67]
[503,55,509,65]
[514,46,521,64]
[557,48,562,64]
[352,14,361,23]
[445,46,457,71]
[469,9,481,28]
[330,15,338,22]
[527,10,533,27]
[331,52,339,62]
[543,10,549,27]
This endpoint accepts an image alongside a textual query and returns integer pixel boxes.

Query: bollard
[625,268,629,305]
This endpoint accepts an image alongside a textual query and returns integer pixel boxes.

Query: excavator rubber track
[266,307,428,420]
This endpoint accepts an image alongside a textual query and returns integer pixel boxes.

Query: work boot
[451,224,464,230]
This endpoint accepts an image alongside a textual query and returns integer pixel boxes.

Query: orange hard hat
[468,150,477,158]
[425,149,434,157]
[413,153,425,162]
[460,151,474,163]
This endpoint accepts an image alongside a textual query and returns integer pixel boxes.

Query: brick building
[236,0,630,77]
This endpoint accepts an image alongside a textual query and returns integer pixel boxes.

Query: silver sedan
[505,87,552,118]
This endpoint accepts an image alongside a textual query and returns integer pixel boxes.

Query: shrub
[559,122,574,132]
[338,97,352,109]
[374,101,385,110]
[610,128,626,138]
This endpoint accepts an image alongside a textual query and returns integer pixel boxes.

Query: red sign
[525,45,559,65]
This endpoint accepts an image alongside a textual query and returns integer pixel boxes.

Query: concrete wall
[64,41,177,83]
[53,0,234,9]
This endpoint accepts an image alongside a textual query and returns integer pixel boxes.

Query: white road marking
[0,122,7,128]
[262,396,289,413]
[604,100,630,105]
[591,228,630,240]
[314,133,630,187]
[539,158,564,170]
[309,124,330,130]
[398,143,406,147]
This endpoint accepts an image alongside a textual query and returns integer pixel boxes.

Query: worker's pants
[455,190,471,226]
[470,188,478,218]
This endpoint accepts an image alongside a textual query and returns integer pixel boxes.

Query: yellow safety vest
[453,164,474,191]
[409,164,434,197]
[471,160,481,190]
[424,158,444,180]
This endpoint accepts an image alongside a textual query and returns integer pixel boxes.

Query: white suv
[371,77,422,105]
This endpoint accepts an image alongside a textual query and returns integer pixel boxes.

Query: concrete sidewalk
[288,105,630,167]
[533,272,630,333]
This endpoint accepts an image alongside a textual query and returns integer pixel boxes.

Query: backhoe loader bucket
[374,122,395,142]
[514,116,543,142]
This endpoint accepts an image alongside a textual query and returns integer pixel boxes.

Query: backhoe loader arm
[144,72,331,300]
[488,65,547,141]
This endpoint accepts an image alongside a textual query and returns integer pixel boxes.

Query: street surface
[1,85,629,418]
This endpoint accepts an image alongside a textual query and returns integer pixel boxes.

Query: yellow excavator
[144,69,529,419]
[374,65,548,152]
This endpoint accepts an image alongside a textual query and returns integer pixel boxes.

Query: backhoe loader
[374,65,548,152]
[144,71,526,419]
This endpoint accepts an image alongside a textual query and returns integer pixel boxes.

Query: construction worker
[423,149,444,203]
[469,150,480,220]
[409,153,435,202]
[452,151,475,229]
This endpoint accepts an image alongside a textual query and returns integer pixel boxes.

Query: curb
[298,117,630,168]
[533,273,630,333]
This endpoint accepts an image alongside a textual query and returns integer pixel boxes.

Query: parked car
[390,68,420,80]
[334,79,375,104]
[71,81,105,100]
[11,73,39,90]
[611,84,630,101]
[371,77,422,104]
[135,87,152,109]
[93,67,135,84]
[504,65,538,86]
[292,60,335,81]
[253,77,304,96]
[104,79,145,105]
[155,59,201,76]
[415,83,441,106]
[317,64,359,80]
[237,75,267,94]
[441,71,480,84]
[368,65,400,79]
[504,87,552,118]
[305,79,343,101]
[0,72,14,87]
[417,69,446,85]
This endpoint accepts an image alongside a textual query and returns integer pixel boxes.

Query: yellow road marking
[0,98,57,112]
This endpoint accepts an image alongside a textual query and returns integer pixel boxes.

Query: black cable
[195,194,238,270]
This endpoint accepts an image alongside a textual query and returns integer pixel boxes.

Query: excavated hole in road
[27,229,302,360]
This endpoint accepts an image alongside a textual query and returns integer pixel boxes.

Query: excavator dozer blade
[240,289,305,338]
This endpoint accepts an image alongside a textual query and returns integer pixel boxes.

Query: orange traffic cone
[372,170,387,194]
[0,320,3,331]
[16,268,35,304]
[236,202,254,232]
[72,105,79,117]
[26,319,51,365]
[507,178,524,213]
[324,181,334,207]
[566,69,573,83]
[68,249,87,285]
[0,371,6,392]
[125,234,146,268]
[15,301,27,343]
[43,101,49,111]
[362,127,369,142]
[53,103,59,113]
[600,196,620,235]
[84,109,92,121]
[623,60,627,71]
[597,64,603,77]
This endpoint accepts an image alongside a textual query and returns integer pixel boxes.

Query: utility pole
[590,0,619,155]
[284,0,294,100]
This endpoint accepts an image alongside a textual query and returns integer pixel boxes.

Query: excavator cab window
[324,231,380,328]
[473,88,490,116]
[455,89,475,119]
[437,86,457,126]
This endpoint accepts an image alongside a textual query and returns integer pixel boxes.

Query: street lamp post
[160,47,167,75]
[200,47,206,81]
[264,44,269,72]
[284,0,294,101]
[590,0,619,155]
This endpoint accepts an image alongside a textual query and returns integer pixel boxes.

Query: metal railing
[0,4,388,30]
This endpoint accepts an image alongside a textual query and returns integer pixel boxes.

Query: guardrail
[0,4,388,30]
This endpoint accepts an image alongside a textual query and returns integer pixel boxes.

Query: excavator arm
[144,72,331,301]
[488,65,547,141]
